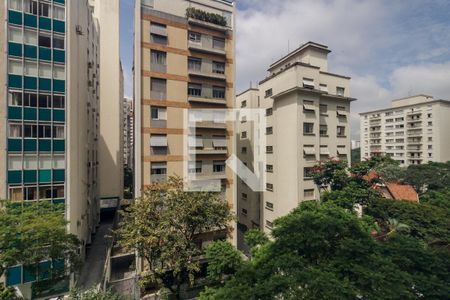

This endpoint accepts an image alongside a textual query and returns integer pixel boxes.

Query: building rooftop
[385,182,419,202]
[269,41,331,71]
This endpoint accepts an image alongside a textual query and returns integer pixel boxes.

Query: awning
[320,147,330,155]
[304,147,316,155]
[189,136,204,147]
[151,162,167,170]
[213,138,227,148]
[150,135,168,147]
[303,104,316,111]
[303,79,315,89]
[337,111,349,117]
[337,148,348,155]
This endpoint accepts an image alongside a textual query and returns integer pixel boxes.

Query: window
[304,167,315,179]
[151,78,167,99]
[39,34,51,47]
[303,122,314,135]
[8,91,22,106]
[241,131,247,139]
[24,186,38,201]
[39,63,52,78]
[150,134,168,147]
[8,60,22,75]
[320,125,328,136]
[213,161,226,173]
[241,208,248,215]
[188,32,201,43]
[188,161,202,174]
[266,164,273,172]
[53,65,65,80]
[213,37,225,49]
[8,156,22,170]
[241,147,247,154]
[9,26,22,43]
[9,187,23,202]
[39,185,64,199]
[53,156,65,169]
[266,146,273,153]
[53,36,65,49]
[53,125,65,139]
[337,126,346,137]
[24,124,37,138]
[151,50,166,65]
[336,87,345,96]
[9,0,22,11]
[265,220,273,229]
[266,108,273,116]
[427,113,432,118]
[303,100,315,112]
[53,6,65,20]
[428,137,433,142]
[266,127,273,135]
[266,183,273,191]
[151,34,167,45]
[39,156,52,169]
[319,84,328,92]
[24,93,37,107]
[24,29,37,45]
[25,0,38,15]
[428,121,433,126]
[151,107,167,120]
[212,61,225,74]
[188,57,202,71]
[188,83,202,96]
[303,78,315,89]
[242,193,247,200]
[241,116,247,123]
[212,86,225,99]
[151,162,167,175]
[304,189,315,199]
[265,88,273,98]
[24,61,38,77]
[266,202,274,210]
[23,156,37,170]
[53,95,65,109]
[38,2,50,17]
[38,125,52,138]
[241,100,247,108]
[38,94,51,108]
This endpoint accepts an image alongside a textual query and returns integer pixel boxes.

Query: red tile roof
[385,182,419,202]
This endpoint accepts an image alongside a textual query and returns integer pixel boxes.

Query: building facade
[134,0,236,242]
[2,0,121,295]
[236,42,354,238]
[360,95,450,166]
[123,97,134,169]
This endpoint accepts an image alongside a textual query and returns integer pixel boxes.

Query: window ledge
[304,133,315,136]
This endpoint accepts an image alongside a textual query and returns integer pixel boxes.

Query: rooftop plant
[186,7,228,27]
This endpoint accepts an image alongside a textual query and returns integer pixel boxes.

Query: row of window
[9,90,65,108]
[9,184,64,201]
[264,83,345,99]
[8,123,65,138]
[9,25,65,49]
[8,155,65,170]
[9,0,65,21]
[150,78,226,100]
[151,161,226,175]
[240,125,346,138]
[8,59,65,79]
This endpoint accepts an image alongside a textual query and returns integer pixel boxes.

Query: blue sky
[120,0,450,138]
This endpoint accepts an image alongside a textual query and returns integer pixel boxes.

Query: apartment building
[134,0,236,242]
[360,95,450,166]
[236,42,354,236]
[1,0,121,295]
[123,97,134,169]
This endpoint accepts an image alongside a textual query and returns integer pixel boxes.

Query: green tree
[205,241,243,282]
[350,147,361,165]
[69,288,125,300]
[123,167,134,199]
[0,284,22,300]
[0,201,80,281]
[404,162,450,194]
[313,160,349,192]
[421,188,450,211]
[116,176,233,298]
[200,202,450,299]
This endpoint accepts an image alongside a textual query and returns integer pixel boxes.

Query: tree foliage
[0,284,22,300]
[205,241,243,282]
[116,176,233,298]
[200,202,450,299]
[404,162,450,194]
[68,288,125,300]
[0,201,80,280]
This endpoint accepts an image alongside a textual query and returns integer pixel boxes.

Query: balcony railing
[188,60,226,80]
[188,86,226,105]
[188,35,226,55]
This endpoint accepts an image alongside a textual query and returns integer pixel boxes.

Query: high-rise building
[360,95,450,166]
[134,0,236,242]
[1,0,121,294]
[123,97,134,169]
[236,42,355,238]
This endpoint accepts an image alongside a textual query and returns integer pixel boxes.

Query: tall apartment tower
[236,42,354,238]
[2,0,121,294]
[360,95,450,166]
[134,0,236,240]
[123,97,134,169]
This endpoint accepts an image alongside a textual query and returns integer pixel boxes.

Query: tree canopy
[116,176,233,298]
[0,201,80,281]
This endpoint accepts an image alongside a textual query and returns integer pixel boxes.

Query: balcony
[407,130,422,137]
[188,35,226,56]
[188,60,226,80]
[188,86,227,105]
[189,137,228,155]
[194,120,227,129]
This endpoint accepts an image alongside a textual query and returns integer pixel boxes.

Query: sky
[120,0,450,139]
